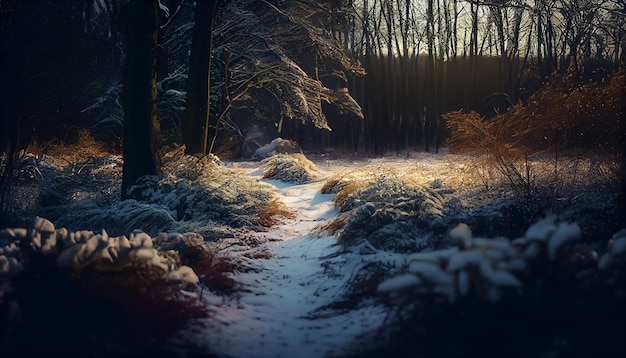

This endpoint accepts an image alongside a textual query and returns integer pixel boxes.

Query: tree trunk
[121,0,162,199]
[182,0,218,155]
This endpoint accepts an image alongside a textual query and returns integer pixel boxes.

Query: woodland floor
[1,148,624,357]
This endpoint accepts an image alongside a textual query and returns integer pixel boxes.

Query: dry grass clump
[126,146,292,233]
[314,212,350,236]
[46,128,110,158]
[32,129,114,175]
[261,153,322,183]
[320,167,451,251]
[257,198,297,227]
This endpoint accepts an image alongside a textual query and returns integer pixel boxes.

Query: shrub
[257,198,296,227]
[261,153,321,183]
[444,70,624,198]
[193,250,239,294]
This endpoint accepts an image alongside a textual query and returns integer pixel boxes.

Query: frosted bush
[331,175,450,252]
[41,146,290,238]
[261,153,321,183]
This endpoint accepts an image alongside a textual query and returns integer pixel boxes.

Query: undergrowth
[444,70,624,200]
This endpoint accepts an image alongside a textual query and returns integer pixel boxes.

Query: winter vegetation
[1,0,625,357]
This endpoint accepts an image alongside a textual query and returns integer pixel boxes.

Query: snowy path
[184,173,388,358]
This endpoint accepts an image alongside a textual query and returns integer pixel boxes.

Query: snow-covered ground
[2,149,624,357]
[181,171,390,358]
[168,151,625,358]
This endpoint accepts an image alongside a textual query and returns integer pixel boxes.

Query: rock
[74,230,95,243]
[114,235,132,252]
[252,137,302,160]
[56,244,84,267]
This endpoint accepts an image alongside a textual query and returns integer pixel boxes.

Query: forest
[1,0,625,357]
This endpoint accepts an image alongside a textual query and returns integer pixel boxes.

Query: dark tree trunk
[182,0,218,155]
[121,0,162,199]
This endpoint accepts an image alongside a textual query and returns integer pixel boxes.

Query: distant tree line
[1,0,625,211]
[311,0,625,154]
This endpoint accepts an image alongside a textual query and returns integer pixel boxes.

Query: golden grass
[444,71,624,196]
[261,153,322,183]
[257,198,297,227]
[314,212,350,236]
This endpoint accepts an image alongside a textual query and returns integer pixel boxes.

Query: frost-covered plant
[1,217,208,355]
[352,219,626,358]
[324,170,452,252]
[261,153,321,183]
[126,147,292,235]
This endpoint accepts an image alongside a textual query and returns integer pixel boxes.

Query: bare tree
[206,0,364,153]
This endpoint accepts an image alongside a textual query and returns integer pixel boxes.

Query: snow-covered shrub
[32,146,291,238]
[1,217,208,352]
[324,170,452,252]
[261,153,321,183]
[352,219,626,358]
[125,147,292,235]
[7,217,198,288]
[374,218,587,303]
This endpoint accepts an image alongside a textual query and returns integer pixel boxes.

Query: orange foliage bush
[446,71,624,153]
[444,70,625,196]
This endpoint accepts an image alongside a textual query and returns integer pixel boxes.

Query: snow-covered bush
[350,218,626,357]
[261,153,321,183]
[322,170,456,252]
[125,146,293,235]
[0,216,213,356]
[32,146,291,239]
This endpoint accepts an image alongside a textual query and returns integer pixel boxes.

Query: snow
[524,215,556,241]
[377,273,422,293]
[610,237,626,256]
[449,223,472,248]
[446,250,485,272]
[457,270,470,297]
[408,261,454,285]
[4,150,624,356]
[407,247,459,264]
[181,171,389,358]
[547,222,581,260]
[478,261,523,287]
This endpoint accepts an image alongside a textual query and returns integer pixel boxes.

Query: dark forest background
[1,0,623,157]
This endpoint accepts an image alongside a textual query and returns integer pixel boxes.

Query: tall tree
[121,0,162,199]
[182,0,219,155]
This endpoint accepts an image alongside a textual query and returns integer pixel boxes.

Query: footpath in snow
[183,170,388,358]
